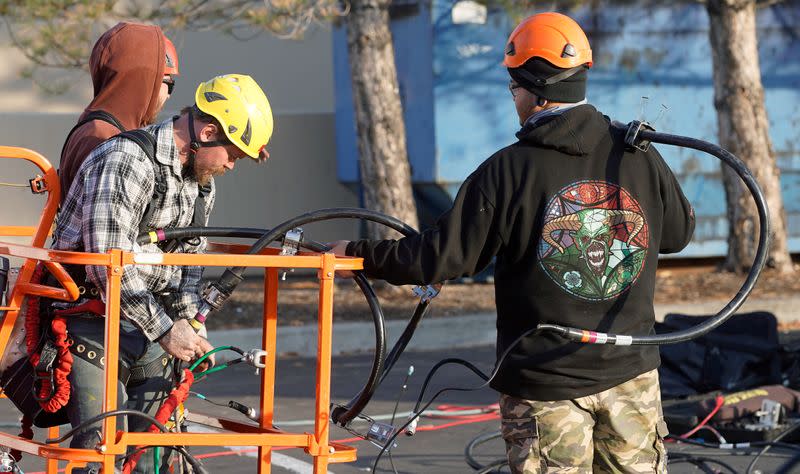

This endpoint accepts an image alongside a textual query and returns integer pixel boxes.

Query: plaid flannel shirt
[53,118,215,341]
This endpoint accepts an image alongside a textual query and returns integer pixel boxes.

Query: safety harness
[5,114,209,431]
[61,110,212,251]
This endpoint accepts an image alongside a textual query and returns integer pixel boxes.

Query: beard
[194,163,226,186]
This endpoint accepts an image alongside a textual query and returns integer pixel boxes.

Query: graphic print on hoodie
[538,180,649,301]
[59,22,167,202]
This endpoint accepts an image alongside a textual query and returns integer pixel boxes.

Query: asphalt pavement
[2,346,798,473]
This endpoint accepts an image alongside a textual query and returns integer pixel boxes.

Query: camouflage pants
[500,369,668,473]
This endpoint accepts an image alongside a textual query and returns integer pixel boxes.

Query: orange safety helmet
[164,35,180,76]
[503,12,592,70]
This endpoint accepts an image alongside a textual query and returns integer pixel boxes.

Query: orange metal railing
[0,146,363,473]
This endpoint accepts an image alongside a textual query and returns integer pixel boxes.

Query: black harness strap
[117,129,208,251]
[59,110,126,162]
[117,130,163,240]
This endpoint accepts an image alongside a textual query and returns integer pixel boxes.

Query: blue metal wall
[334,2,800,257]
[333,3,437,183]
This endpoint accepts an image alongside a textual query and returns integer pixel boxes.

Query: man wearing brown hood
[59,22,179,201]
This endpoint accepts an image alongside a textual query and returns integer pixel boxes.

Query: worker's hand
[327,240,355,278]
[328,240,350,256]
[193,337,215,372]
[158,318,214,366]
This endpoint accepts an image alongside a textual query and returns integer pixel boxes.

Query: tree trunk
[706,0,793,273]
[345,0,419,240]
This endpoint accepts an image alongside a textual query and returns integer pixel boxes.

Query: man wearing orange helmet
[59,22,180,202]
[332,11,694,473]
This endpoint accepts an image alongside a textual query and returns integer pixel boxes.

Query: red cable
[416,413,500,432]
[673,394,725,440]
[122,369,195,474]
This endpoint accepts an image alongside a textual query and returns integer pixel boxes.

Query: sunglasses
[162,77,175,95]
[508,80,523,98]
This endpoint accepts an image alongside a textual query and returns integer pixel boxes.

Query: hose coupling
[244,349,268,369]
[404,415,419,436]
[412,284,440,302]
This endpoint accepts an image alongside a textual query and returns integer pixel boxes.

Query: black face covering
[508,57,588,103]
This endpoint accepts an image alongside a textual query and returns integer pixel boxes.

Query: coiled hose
[136,208,428,426]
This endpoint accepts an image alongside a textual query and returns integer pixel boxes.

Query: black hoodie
[347,104,695,400]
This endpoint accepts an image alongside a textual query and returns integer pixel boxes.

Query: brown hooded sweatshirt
[59,22,166,202]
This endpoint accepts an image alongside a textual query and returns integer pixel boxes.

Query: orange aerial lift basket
[0,146,362,473]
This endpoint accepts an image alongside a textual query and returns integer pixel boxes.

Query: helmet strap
[187,108,229,152]
[514,64,587,88]
[183,110,199,179]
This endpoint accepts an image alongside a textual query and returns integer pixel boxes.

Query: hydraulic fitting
[228,400,260,422]
[279,228,304,256]
[412,284,440,303]
[244,349,268,369]
[404,415,419,436]
[280,228,303,280]
[0,449,14,473]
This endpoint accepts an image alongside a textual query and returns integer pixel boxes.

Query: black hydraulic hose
[213,208,416,298]
[46,409,170,444]
[537,122,771,346]
[138,209,424,426]
[136,227,272,245]
[329,270,386,426]
[464,430,504,471]
[378,299,431,386]
[138,228,387,421]
[143,223,431,390]
[301,237,386,427]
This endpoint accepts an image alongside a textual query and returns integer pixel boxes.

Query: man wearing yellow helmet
[50,74,273,473]
[331,12,694,473]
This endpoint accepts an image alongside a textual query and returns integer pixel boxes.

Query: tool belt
[0,263,172,427]
[71,336,171,387]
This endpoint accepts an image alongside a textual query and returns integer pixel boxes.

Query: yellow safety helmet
[194,74,273,160]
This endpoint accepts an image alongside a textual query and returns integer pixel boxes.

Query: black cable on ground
[667,434,800,452]
[464,430,504,471]
[475,459,510,474]
[386,367,412,474]
[668,455,738,474]
[746,421,800,474]
[776,450,800,474]
[371,327,540,473]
